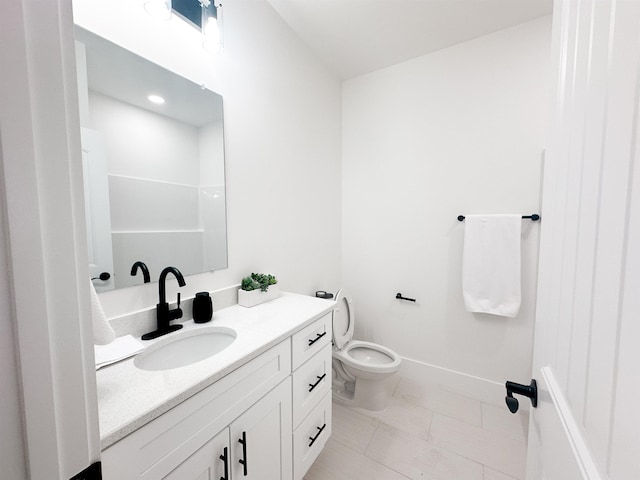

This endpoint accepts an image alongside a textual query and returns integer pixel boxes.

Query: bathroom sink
[134,326,237,371]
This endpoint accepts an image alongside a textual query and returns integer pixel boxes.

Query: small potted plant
[238,273,279,307]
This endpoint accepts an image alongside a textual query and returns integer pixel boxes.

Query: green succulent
[241,272,278,292]
[241,276,260,291]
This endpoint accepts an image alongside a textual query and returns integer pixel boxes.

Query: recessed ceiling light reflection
[148,95,165,105]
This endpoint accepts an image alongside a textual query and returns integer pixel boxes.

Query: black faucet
[141,266,186,340]
[130,261,151,283]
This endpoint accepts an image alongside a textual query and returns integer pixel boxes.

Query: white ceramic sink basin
[134,326,237,371]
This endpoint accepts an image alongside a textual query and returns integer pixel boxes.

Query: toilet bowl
[331,289,401,411]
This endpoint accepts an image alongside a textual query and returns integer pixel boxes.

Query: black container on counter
[193,291,213,323]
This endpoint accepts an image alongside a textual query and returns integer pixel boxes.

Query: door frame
[0,0,100,478]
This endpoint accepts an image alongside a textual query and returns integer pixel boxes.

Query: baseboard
[399,356,523,409]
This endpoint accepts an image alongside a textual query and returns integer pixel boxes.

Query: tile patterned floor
[304,376,529,480]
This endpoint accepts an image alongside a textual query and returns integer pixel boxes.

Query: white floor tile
[483,465,520,480]
[331,402,380,454]
[366,423,483,480]
[357,393,434,438]
[428,413,527,479]
[308,384,530,480]
[481,402,529,441]
[304,438,409,480]
[393,377,483,427]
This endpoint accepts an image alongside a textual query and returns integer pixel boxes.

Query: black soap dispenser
[193,292,213,323]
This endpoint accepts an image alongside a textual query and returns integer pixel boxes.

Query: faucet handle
[171,292,184,321]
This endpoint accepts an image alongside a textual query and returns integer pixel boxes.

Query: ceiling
[266,0,554,80]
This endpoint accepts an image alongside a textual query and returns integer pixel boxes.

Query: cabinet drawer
[292,343,331,428]
[293,391,331,480]
[291,313,332,370]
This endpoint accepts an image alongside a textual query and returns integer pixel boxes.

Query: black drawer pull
[238,432,248,476]
[219,446,228,480]
[308,331,327,346]
[308,374,327,392]
[308,423,326,447]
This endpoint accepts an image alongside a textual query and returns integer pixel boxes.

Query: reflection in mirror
[76,27,228,292]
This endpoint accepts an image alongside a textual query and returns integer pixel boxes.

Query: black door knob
[505,379,538,414]
[505,395,519,413]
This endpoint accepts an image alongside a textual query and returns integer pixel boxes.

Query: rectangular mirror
[76,27,228,291]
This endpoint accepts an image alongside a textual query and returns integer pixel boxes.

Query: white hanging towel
[90,278,116,345]
[462,215,522,317]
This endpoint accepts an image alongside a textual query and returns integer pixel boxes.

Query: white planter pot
[238,285,280,308]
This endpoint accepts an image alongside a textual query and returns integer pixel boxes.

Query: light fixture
[147,94,166,105]
[201,1,223,54]
[144,0,172,21]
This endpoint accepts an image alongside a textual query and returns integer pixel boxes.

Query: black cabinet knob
[308,374,327,392]
[238,431,248,476]
[219,446,228,480]
[308,331,327,346]
[308,423,327,447]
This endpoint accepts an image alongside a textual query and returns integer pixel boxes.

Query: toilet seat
[332,289,401,374]
[332,289,354,349]
[333,340,401,374]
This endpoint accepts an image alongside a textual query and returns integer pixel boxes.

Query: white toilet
[331,289,401,411]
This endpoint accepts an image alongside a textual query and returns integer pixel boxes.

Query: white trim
[541,367,604,480]
[0,0,100,478]
[108,173,225,189]
[112,229,206,234]
[399,356,515,408]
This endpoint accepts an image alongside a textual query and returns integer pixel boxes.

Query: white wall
[74,0,342,316]
[342,17,551,401]
[89,92,201,184]
[0,187,27,480]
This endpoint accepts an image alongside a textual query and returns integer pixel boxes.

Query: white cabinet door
[162,428,230,480]
[230,378,293,480]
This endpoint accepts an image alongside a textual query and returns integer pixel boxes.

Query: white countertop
[96,292,335,449]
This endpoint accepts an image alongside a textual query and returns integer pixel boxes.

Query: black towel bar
[457,214,540,222]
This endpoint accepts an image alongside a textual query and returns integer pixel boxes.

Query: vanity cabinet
[162,380,292,480]
[101,309,334,480]
[102,340,292,480]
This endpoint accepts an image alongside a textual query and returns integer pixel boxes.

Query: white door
[525,0,640,479]
[230,379,293,480]
[81,127,115,291]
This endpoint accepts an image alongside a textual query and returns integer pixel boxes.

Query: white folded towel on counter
[90,279,115,345]
[462,215,522,317]
[94,335,145,370]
